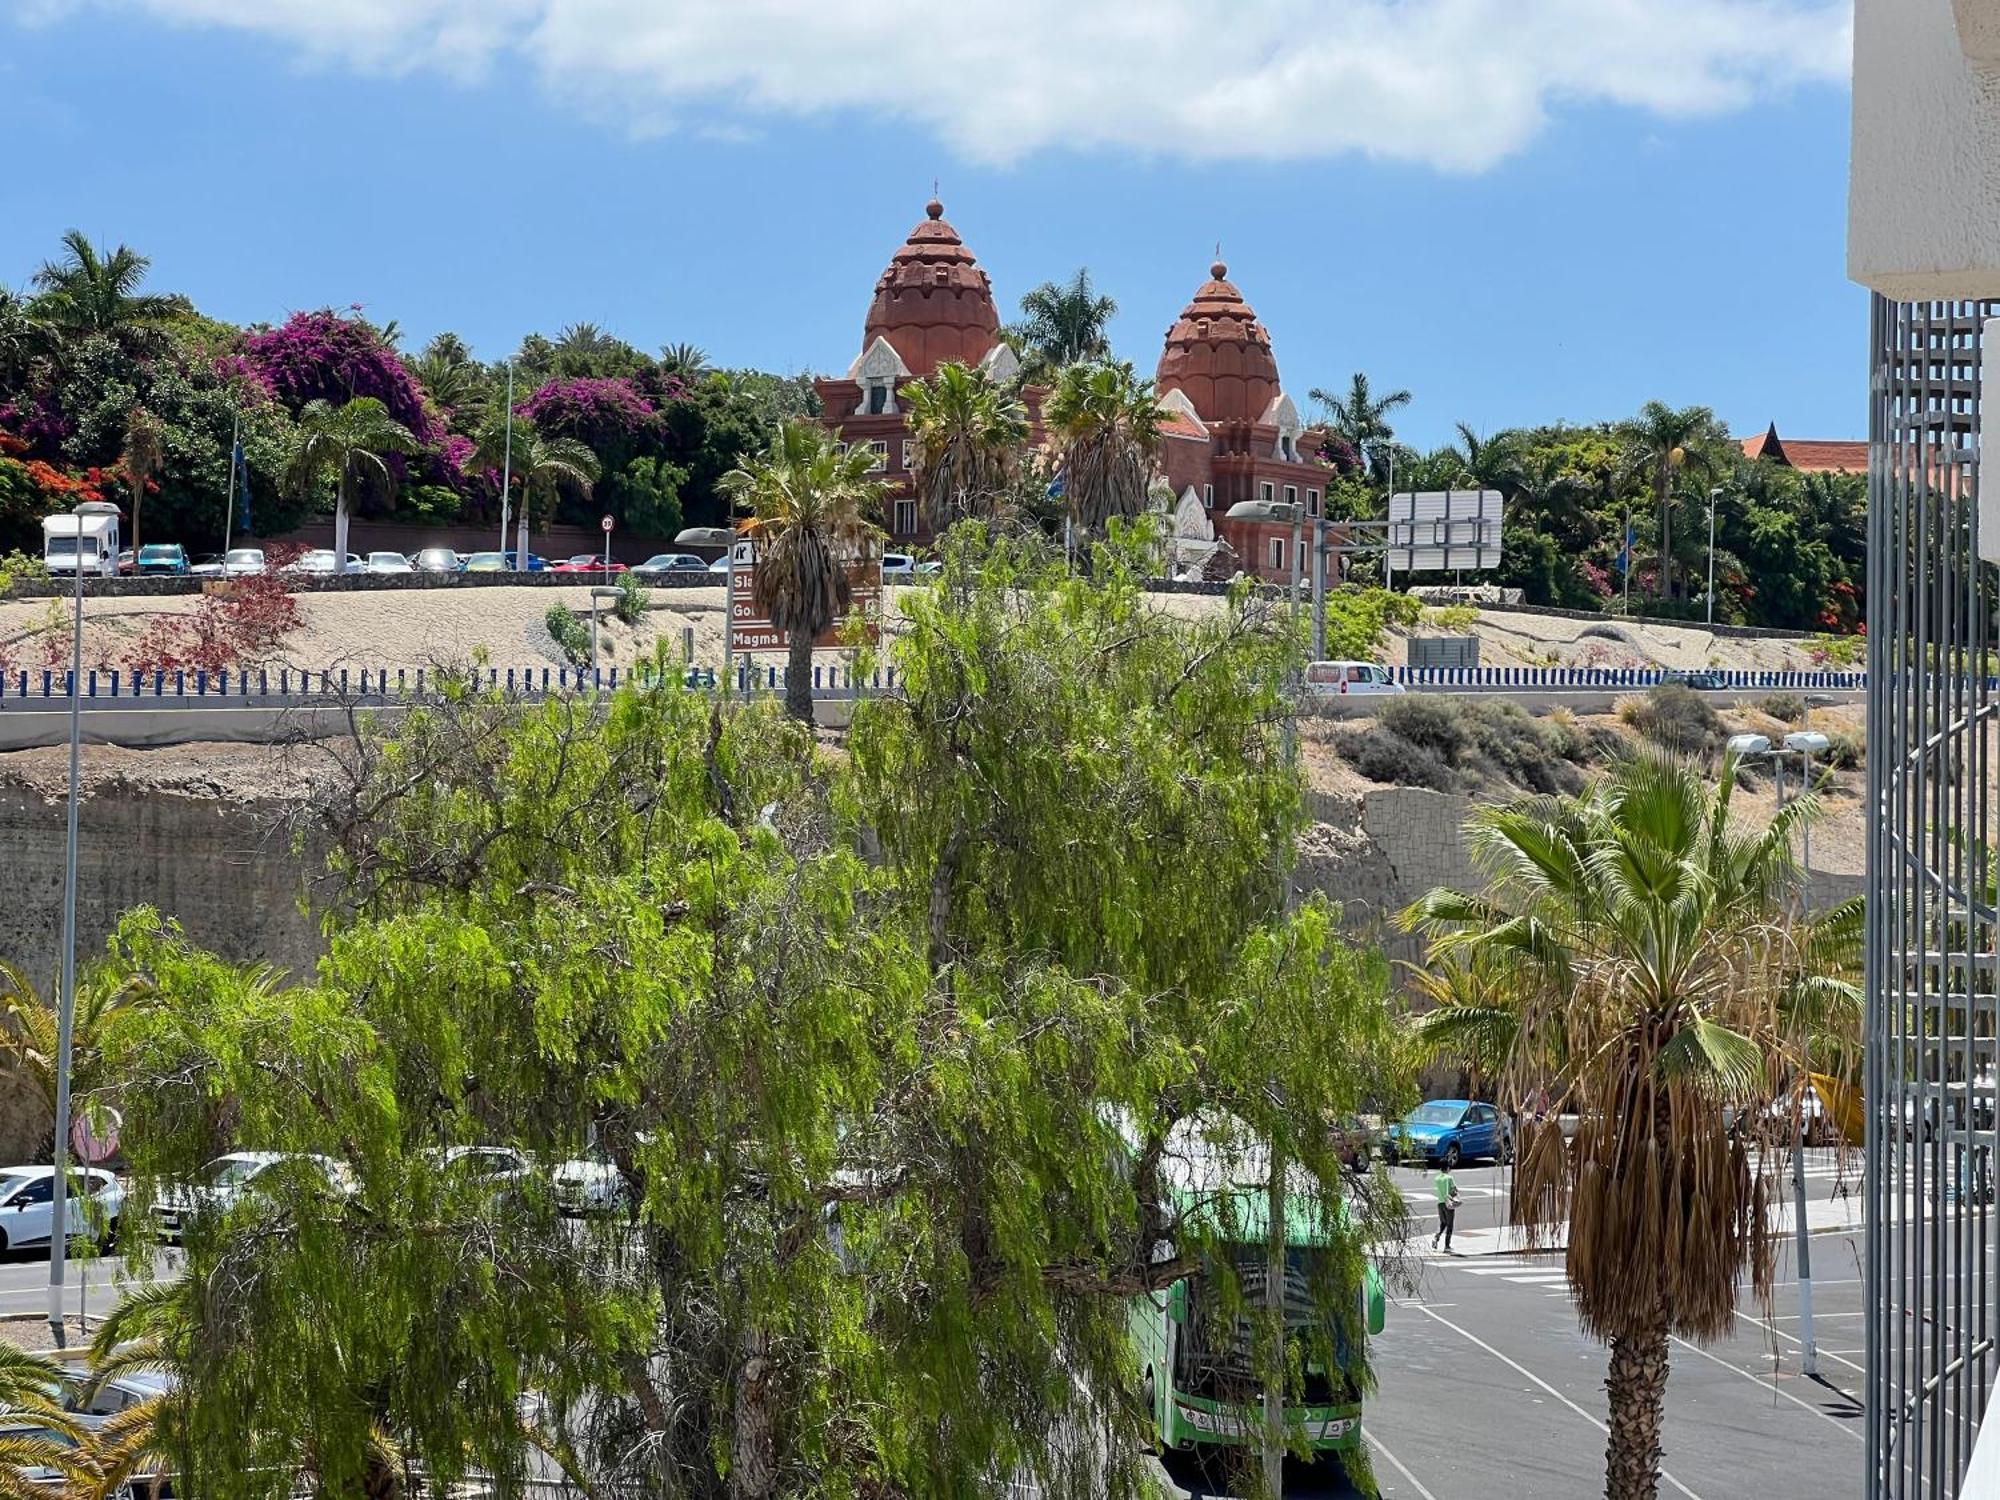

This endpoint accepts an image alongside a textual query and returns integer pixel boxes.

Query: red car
[550,554,628,575]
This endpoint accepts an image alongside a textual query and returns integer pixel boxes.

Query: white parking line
[1408,1303,1704,1500]
[1367,1430,1441,1500]
[1730,1309,1866,1375]
[1668,1335,1863,1438]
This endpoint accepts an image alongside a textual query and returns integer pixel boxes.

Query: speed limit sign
[601,514,615,533]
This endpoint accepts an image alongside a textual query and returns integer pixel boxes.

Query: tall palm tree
[1619,402,1726,602]
[658,342,713,381]
[120,408,166,558]
[1310,373,1412,483]
[1400,754,1856,1500]
[469,415,601,560]
[720,420,885,723]
[1007,269,1117,379]
[1449,422,1514,492]
[902,361,1028,533]
[284,399,422,571]
[29,231,180,346]
[1041,360,1160,539]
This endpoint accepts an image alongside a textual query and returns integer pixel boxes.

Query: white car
[882,552,915,580]
[221,547,267,577]
[364,551,414,576]
[428,1146,535,1201]
[551,1155,629,1215]
[0,1166,122,1253]
[286,549,361,576]
[707,556,732,577]
[1304,660,1405,696]
[152,1151,351,1240]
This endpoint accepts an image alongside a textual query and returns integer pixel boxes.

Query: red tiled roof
[1158,410,1209,441]
[1741,423,1866,474]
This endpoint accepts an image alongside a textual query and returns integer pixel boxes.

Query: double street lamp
[50,497,120,1347]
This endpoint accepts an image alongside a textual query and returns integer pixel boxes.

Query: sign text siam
[728,538,883,654]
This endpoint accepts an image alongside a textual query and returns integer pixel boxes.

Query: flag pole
[498,361,515,560]
[222,407,240,558]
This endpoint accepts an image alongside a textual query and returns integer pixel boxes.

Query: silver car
[364,551,413,576]
[221,547,266,577]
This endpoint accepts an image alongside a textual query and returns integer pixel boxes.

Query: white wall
[1850,0,2000,299]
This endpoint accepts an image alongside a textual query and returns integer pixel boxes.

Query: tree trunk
[784,627,814,724]
[129,480,143,560]
[729,1327,778,1500]
[333,465,351,578]
[1604,1322,1670,1500]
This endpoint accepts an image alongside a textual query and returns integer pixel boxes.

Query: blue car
[1384,1099,1512,1168]
[504,550,550,572]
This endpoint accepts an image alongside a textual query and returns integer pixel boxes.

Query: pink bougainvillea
[245,309,437,445]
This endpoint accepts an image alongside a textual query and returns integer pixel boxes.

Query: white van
[42,512,120,578]
[1304,660,1404,695]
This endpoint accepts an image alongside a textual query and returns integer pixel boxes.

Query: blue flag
[232,442,251,532]
[1617,522,1635,575]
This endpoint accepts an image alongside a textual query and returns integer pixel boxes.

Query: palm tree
[410,344,479,416]
[1041,360,1160,539]
[658,342,713,381]
[902,361,1028,533]
[1400,753,1857,1499]
[1450,422,1514,492]
[1310,373,1412,483]
[1008,269,1117,379]
[284,399,422,571]
[29,231,180,345]
[469,415,600,560]
[0,958,161,1144]
[120,408,166,559]
[1619,402,1726,601]
[720,420,886,723]
[0,1342,90,1496]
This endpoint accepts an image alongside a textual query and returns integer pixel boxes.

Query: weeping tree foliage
[97,524,1405,1500]
[1041,361,1160,538]
[901,360,1027,534]
[1399,752,1860,1500]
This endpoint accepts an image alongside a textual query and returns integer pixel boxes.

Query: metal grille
[1867,294,2000,1496]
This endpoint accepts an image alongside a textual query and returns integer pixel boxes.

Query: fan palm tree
[1400,753,1857,1499]
[120,408,166,559]
[284,399,422,571]
[0,1342,90,1497]
[469,415,601,560]
[720,420,885,723]
[0,957,163,1141]
[1619,402,1727,601]
[1041,360,1160,539]
[658,342,713,381]
[1007,269,1117,379]
[29,231,181,346]
[1310,373,1412,483]
[902,361,1028,533]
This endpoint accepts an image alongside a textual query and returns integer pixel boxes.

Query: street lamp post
[50,498,121,1349]
[1707,486,1723,626]
[588,586,622,674]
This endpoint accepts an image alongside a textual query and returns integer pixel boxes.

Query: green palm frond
[1654,1014,1764,1099]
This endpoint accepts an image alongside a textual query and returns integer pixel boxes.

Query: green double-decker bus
[1128,1167,1386,1457]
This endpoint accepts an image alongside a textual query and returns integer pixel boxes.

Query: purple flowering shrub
[246,310,437,445]
[520,377,657,468]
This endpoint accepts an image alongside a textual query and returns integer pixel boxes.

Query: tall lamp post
[1707,486,1724,626]
[50,497,121,1349]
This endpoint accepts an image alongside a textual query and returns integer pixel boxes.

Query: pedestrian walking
[1431,1163,1461,1253]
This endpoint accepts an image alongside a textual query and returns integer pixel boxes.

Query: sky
[0,0,1862,450]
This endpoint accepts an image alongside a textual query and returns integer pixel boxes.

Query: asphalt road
[0,1241,171,1330]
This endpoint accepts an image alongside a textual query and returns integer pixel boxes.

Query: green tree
[1309,373,1411,483]
[658,342,713,381]
[1401,754,1857,1500]
[120,407,166,558]
[721,418,885,721]
[29,231,182,349]
[469,413,601,558]
[283,398,422,568]
[98,527,1405,1500]
[0,954,165,1146]
[1618,402,1728,602]
[1042,360,1160,538]
[902,360,1028,532]
[1008,267,1117,378]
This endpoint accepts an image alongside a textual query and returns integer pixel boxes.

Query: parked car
[631,553,710,581]
[286,549,360,576]
[411,547,463,575]
[220,547,266,577]
[503,551,549,572]
[188,553,227,579]
[116,548,135,576]
[551,554,628,575]
[1304,660,1404,696]
[1663,669,1730,691]
[551,1154,629,1215]
[708,556,732,577]
[58,1366,174,1431]
[0,1420,87,1487]
[152,1152,351,1241]
[1332,1115,1379,1171]
[364,551,413,576]
[428,1146,535,1203]
[1382,1100,1512,1168]
[0,1166,122,1253]
[463,551,510,573]
[134,543,189,576]
[882,551,915,580]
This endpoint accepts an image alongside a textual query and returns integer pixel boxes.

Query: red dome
[1155,260,1280,425]
[862,198,1001,377]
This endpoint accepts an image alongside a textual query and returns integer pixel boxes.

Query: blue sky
[0,1,1859,450]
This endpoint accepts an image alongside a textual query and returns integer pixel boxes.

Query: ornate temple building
[819,201,1336,580]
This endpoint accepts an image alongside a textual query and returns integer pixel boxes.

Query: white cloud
[14,0,1852,171]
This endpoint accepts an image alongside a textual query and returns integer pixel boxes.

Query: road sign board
[1386,488,1503,571]
[70,1105,121,1164]
[729,538,883,653]
[600,514,615,533]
